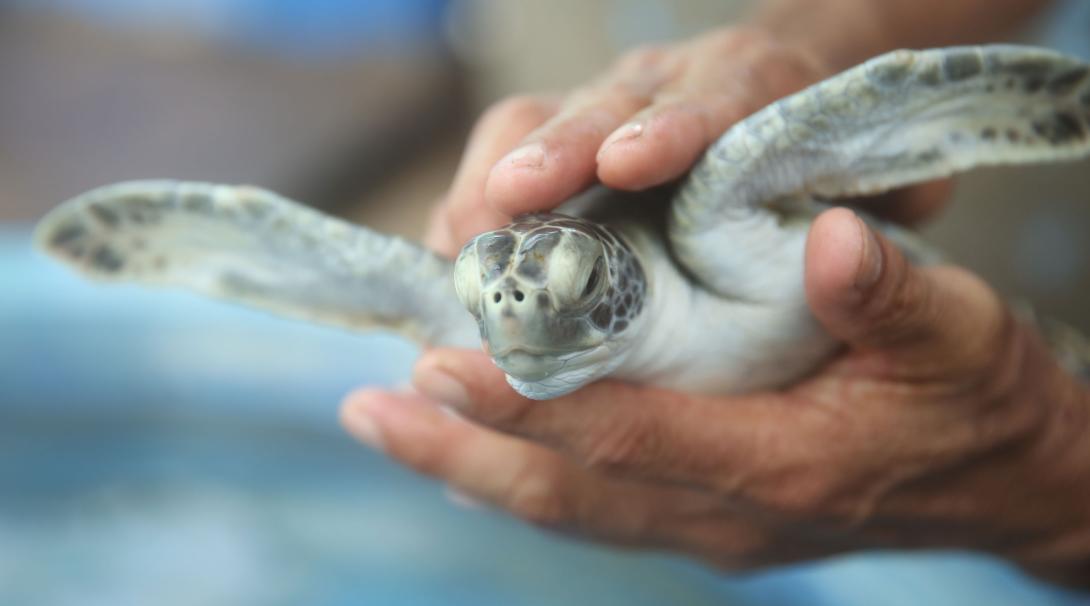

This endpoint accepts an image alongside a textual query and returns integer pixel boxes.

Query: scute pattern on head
[451,211,650,396]
[596,223,645,334]
[476,231,516,283]
[499,213,645,335]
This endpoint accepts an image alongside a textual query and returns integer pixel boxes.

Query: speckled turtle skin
[34,45,1090,400]
[465,213,646,335]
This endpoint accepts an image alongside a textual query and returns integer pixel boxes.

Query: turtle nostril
[493,292,502,303]
[513,290,525,302]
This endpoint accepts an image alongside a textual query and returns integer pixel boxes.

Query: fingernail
[342,401,385,451]
[599,122,644,154]
[501,142,546,169]
[855,216,883,290]
[414,364,470,409]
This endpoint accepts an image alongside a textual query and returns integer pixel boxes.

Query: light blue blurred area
[0,227,725,605]
[8,0,451,59]
[1043,0,1090,59]
[4,226,1087,605]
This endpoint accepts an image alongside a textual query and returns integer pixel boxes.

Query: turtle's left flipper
[672,45,1090,300]
[35,181,479,348]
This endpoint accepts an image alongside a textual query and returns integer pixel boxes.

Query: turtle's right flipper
[35,181,479,348]
[672,45,1090,300]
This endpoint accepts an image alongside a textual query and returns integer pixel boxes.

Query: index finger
[410,348,807,494]
[426,95,560,257]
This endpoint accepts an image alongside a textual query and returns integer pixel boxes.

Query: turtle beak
[492,349,566,382]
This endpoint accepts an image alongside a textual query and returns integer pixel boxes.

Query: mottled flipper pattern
[36,181,478,347]
[672,45,1090,300]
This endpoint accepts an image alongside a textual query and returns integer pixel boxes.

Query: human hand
[424,26,947,258]
[343,208,1090,586]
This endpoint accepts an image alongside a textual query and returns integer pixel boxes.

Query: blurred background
[1,1,1088,604]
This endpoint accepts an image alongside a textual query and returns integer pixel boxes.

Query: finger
[410,349,801,491]
[340,388,713,547]
[805,207,1012,378]
[598,29,826,191]
[484,48,675,217]
[342,388,536,494]
[426,95,560,257]
[596,91,760,190]
[341,390,818,567]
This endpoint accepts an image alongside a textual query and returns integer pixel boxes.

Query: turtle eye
[581,264,600,297]
[546,236,606,309]
[584,264,601,296]
[453,243,482,314]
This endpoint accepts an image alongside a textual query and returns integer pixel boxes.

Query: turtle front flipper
[671,45,1090,300]
[35,181,478,348]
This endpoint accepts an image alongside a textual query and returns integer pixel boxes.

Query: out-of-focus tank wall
[0,0,463,219]
[445,0,749,104]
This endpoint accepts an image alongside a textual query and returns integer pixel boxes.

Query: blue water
[3,229,1087,606]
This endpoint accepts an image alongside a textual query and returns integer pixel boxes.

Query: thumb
[804,207,1011,377]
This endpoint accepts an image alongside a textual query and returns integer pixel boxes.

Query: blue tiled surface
[4,227,1087,604]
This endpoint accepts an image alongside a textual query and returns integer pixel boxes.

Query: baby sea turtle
[36,45,1090,399]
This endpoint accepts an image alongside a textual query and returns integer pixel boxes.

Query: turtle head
[453,213,646,399]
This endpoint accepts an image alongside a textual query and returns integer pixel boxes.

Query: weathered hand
[343,208,1090,587]
[423,26,946,258]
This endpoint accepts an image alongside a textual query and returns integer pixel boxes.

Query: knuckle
[395,436,451,477]
[955,284,1013,376]
[757,475,884,529]
[475,394,535,430]
[759,481,835,519]
[880,266,1012,380]
[961,307,1018,383]
[575,417,655,475]
[504,469,569,528]
[739,464,849,521]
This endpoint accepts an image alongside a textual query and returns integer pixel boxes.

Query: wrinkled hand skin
[422,26,946,259]
[341,27,1090,588]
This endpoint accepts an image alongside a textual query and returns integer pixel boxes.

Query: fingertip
[806,208,1004,366]
[340,387,391,416]
[417,348,503,384]
[441,95,560,245]
[444,486,491,511]
[422,205,458,259]
[596,107,704,190]
[339,388,396,450]
[340,387,453,451]
[806,208,864,297]
[413,348,511,409]
[412,355,471,410]
[485,106,628,215]
[483,146,557,216]
[805,208,894,344]
[485,139,604,217]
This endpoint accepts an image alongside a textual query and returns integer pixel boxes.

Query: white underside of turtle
[36,45,1090,399]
